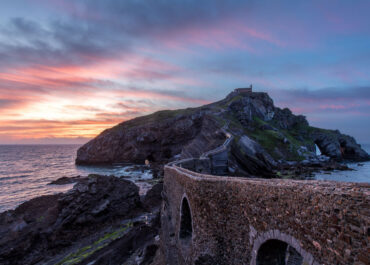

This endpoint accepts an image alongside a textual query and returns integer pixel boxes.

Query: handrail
[169,121,232,168]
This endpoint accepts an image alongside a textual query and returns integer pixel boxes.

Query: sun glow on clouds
[1,0,370,143]
[0,55,210,143]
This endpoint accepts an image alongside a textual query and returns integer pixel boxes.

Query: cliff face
[76,109,226,165]
[76,91,369,170]
[311,128,369,161]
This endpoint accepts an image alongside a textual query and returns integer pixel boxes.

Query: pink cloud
[153,17,287,53]
[318,104,346,110]
[0,50,211,142]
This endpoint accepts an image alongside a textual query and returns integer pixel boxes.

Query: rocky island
[76,88,369,177]
[1,89,369,265]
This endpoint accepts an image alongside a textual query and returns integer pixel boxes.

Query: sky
[0,0,369,144]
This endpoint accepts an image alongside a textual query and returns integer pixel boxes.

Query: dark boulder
[48,176,82,185]
[0,175,141,265]
[143,183,163,211]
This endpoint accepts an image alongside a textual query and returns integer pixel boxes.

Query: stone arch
[314,140,325,156]
[179,195,193,240]
[256,239,303,265]
[250,230,316,265]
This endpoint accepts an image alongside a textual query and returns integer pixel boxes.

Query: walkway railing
[168,121,232,169]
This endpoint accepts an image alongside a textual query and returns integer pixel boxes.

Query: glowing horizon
[1,1,370,144]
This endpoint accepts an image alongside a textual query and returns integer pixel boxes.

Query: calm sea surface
[0,144,369,213]
[0,145,152,213]
[314,143,370,183]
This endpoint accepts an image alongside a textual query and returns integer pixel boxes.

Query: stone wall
[161,166,370,265]
[172,148,229,176]
[235,88,252,93]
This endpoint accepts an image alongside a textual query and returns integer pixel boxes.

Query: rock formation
[230,135,277,177]
[76,90,369,176]
[0,175,162,265]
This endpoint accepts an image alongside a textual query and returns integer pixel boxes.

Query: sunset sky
[1,0,369,144]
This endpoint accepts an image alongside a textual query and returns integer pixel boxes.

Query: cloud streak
[0,1,369,143]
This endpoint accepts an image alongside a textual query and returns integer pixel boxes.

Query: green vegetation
[252,117,268,127]
[245,117,312,161]
[309,126,338,139]
[217,94,243,109]
[56,223,133,265]
[249,129,286,159]
[212,114,228,128]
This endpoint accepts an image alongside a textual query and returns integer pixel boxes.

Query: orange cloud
[0,55,210,143]
[0,119,121,140]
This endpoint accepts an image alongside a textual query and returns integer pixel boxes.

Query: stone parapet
[161,165,370,265]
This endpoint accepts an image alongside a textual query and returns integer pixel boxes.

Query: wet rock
[142,183,163,211]
[0,175,142,265]
[91,199,110,215]
[276,159,356,180]
[10,220,27,232]
[48,176,82,185]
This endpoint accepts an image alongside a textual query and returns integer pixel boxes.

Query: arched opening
[179,197,192,240]
[257,240,287,265]
[315,143,322,156]
[256,239,303,265]
[314,140,325,156]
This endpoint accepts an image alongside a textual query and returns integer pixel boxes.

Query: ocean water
[314,143,370,183]
[0,144,369,213]
[0,145,153,213]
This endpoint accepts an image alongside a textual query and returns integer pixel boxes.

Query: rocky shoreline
[276,157,354,180]
[0,175,163,265]
[0,162,364,264]
[1,90,368,264]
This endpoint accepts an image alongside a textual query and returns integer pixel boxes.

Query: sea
[0,145,153,213]
[0,144,369,213]
[314,143,370,183]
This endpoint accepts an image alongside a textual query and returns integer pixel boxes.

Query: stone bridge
[160,164,369,264]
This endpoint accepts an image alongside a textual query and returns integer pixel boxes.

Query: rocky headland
[76,90,369,177]
[0,175,163,265]
[1,89,368,265]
